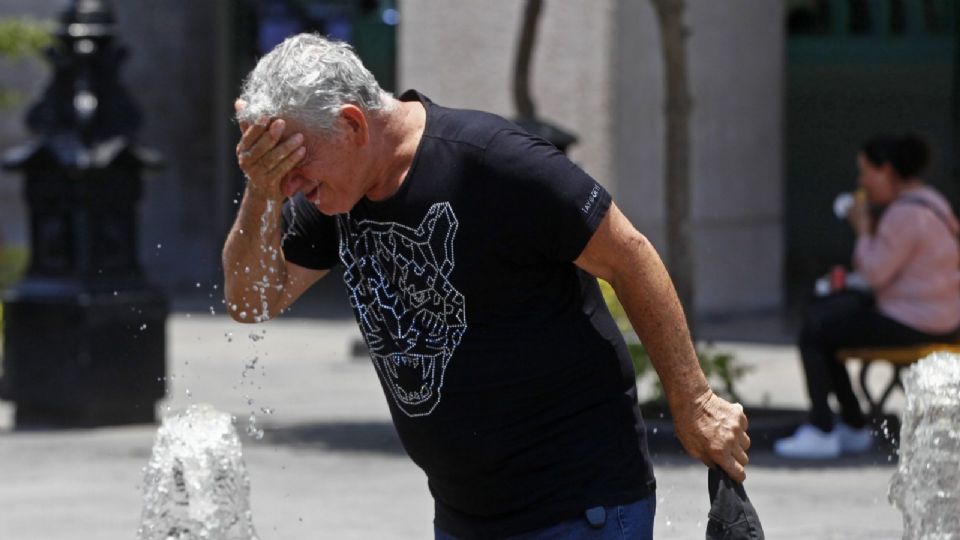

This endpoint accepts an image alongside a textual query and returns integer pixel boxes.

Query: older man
[223,33,749,539]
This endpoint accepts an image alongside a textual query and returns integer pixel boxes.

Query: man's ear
[339,104,369,147]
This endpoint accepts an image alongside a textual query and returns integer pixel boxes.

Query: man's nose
[280,175,304,198]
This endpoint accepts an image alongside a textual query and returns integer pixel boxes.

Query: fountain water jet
[889,353,960,539]
[138,403,258,540]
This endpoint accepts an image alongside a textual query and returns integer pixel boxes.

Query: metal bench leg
[858,360,904,418]
[874,365,905,417]
[858,360,880,416]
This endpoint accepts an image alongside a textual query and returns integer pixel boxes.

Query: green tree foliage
[0,17,52,107]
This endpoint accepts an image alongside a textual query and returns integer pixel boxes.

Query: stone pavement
[0,309,907,539]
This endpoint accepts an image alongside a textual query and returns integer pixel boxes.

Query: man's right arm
[222,186,326,323]
[223,109,323,323]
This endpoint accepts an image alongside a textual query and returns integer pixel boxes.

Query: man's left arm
[575,202,752,482]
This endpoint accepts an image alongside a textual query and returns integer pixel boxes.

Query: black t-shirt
[282,90,655,538]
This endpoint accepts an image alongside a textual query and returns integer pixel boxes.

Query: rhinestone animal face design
[338,203,466,417]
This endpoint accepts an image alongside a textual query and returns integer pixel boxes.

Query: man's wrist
[243,183,282,206]
[667,381,713,421]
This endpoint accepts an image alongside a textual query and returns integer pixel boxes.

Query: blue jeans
[434,496,656,540]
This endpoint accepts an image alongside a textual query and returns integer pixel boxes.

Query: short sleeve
[280,193,340,270]
[482,127,612,263]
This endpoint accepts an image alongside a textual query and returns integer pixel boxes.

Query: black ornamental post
[0,0,167,427]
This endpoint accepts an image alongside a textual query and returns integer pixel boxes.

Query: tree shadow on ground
[256,420,407,455]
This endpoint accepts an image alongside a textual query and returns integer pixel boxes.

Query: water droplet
[209,306,216,315]
[248,332,262,342]
[185,388,192,398]
[140,324,148,331]
[652,427,658,434]
[112,290,118,296]
[195,282,201,288]
[156,243,162,249]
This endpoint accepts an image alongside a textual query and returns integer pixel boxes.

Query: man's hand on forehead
[233,98,306,200]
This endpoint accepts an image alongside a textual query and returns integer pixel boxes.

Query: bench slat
[837,345,960,365]
[836,343,960,417]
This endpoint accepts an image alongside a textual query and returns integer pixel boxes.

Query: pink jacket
[854,185,960,334]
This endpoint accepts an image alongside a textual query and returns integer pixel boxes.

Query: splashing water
[252,200,279,323]
[889,353,960,539]
[137,404,259,540]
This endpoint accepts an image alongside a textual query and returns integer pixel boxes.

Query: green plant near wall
[0,247,28,290]
[0,247,29,357]
[597,279,752,405]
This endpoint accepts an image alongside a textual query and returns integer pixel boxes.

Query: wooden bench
[837,343,960,417]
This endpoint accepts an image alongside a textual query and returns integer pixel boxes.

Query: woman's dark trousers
[798,292,955,431]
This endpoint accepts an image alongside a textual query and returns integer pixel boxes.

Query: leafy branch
[598,279,752,404]
[0,17,53,108]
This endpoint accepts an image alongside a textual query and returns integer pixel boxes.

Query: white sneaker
[836,423,873,454]
[774,424,841,459]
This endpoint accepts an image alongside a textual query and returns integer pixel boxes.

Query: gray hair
[237,33,392,135]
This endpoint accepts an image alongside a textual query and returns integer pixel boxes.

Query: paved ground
[0,306,909,539]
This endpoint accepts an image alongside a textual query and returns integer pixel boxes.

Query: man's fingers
[238,119,284,167]
[236,121,268,158]
[277,145,307,176]
[272,145,307,196]
[242,131,304,198]
[235,99,250,133]
[262,132,304,174]
[735,403,748,431]
[739,430,751,451]
[722,457,747,484]
[731,444,749,468]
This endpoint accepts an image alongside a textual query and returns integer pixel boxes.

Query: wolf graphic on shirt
[337,203,466,417]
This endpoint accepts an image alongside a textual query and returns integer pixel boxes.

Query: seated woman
[776,134,960,459]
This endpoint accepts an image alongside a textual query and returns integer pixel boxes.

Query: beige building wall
[400,0,615,189]
[400,0,785,316]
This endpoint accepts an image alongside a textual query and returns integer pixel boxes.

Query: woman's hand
[234,100,306,200]
[848,189,872,237]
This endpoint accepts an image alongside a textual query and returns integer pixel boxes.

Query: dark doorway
[784,0,960,306]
